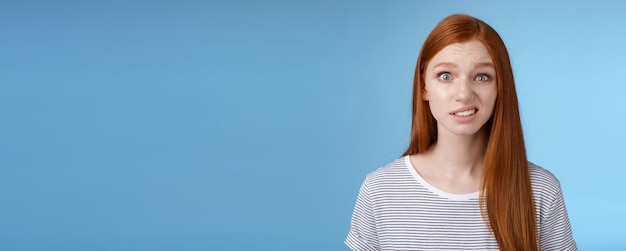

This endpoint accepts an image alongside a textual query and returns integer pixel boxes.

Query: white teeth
[454,109,476,116]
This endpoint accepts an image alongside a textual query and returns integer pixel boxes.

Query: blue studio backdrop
[1,1,625,250]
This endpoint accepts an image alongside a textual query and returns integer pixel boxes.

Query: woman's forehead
[427,39,493,69]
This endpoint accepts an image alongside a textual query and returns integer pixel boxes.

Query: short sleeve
[345,178,379,251]
[539,187,577,251]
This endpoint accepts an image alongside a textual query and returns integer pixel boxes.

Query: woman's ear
[422,89,429,101]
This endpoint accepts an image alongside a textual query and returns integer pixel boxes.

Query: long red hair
[403,14,538,250]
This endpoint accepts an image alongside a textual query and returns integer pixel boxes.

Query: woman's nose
[454,78,473,101]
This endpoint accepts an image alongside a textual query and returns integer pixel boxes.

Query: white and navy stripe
[346,156,577,250]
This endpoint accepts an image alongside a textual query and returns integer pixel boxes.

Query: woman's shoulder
[528,162,564,206]
[363,156,412,186]
[528,162,562,191]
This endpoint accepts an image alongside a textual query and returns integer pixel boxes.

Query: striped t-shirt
[346,156,577,250]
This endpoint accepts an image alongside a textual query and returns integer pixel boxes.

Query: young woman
[345,14,577,250]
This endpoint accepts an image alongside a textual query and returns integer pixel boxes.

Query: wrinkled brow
[431,62,494,69]
[432,62,457,69]
[474,62,494,68]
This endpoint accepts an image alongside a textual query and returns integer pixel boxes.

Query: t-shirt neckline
[403,155,480,201]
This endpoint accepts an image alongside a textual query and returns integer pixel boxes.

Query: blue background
[1,0,624,250]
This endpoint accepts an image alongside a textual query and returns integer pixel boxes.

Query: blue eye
[438,73,452,81]
[475,74,490,81]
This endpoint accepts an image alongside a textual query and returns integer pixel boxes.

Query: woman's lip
[449,106,478,114]
[452,109,477,116]
[450,108,479,122]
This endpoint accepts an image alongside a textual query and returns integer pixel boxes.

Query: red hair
[403,14,538,250]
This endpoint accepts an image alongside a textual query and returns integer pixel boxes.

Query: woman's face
[423,39,497,137]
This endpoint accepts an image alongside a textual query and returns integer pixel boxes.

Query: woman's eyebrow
[432,62,457,69]
[474,62,494,68]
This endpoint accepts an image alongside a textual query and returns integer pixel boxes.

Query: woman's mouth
[453,109,477,117]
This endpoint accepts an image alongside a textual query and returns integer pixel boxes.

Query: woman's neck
[426,127,489,178]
